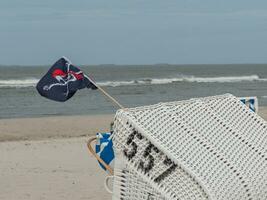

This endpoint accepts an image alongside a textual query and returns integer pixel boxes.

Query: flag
[36,57,97,102]
[95,132,114,171]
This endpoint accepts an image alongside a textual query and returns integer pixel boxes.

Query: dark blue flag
[36,57,97,102]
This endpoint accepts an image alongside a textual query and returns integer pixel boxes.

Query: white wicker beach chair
[87,97,258,176]
[111,94,267,200]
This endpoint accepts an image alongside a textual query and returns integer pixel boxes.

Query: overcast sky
[0,0,267,65]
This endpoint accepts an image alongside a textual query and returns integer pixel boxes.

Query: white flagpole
[94,83,125,109]
[85,75,124,109]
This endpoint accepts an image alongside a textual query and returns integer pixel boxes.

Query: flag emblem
[36,57,97,102]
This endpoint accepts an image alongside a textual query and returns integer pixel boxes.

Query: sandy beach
[0,114,114,200]
[0,137,111,200]
[1,108,267,200]
[0,114,114,142]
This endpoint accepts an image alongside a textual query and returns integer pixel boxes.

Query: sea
[1,64,267,119]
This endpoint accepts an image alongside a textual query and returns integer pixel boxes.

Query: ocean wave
[0,75,266,88]
[185,75,265,83]
[98,75,267,87]
[0,78,38,88]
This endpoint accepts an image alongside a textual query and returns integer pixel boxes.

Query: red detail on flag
[52,69,67,78]
[69,71,84,80]
[52,69,83,80]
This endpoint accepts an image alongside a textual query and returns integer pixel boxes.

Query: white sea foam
[0,75,266,88]
[98,75,267,87]
[98,80,137,87]
[0,78,39,88]
[185,75,264,83]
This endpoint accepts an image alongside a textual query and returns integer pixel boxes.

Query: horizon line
[0,63,267,67]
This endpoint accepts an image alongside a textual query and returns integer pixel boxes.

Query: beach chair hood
[112,94,267,200]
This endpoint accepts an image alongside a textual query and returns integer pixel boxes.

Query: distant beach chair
[87,94,266,199]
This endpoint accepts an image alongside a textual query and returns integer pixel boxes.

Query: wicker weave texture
[112,94,267,200]
[112,155,166,200]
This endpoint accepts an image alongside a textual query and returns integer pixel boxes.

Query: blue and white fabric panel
[239,96,258,113]
[95,132,114,171]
